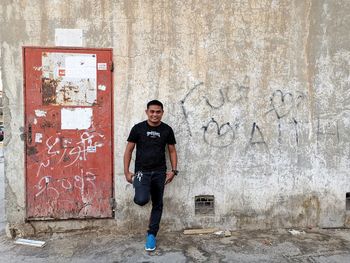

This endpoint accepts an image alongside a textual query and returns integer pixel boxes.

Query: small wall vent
[195,195,215,215]
[346,193,350,211]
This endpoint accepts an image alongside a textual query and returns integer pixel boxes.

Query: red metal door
[24,47,113,219]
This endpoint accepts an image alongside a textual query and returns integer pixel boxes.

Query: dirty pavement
[1,227,350,262]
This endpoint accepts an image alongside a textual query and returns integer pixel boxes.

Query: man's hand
[125,171,134,184]
[124,142,135,184]
[167,144,177,184]
[165,171,175,184]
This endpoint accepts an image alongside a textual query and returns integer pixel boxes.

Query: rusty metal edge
[22,47,28,220]
[110,49,115,218]
[22,46,113,51]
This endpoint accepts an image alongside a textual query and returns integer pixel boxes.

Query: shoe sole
[145,247,156,251]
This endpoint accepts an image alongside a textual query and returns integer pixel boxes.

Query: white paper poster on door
[61,108,93,130]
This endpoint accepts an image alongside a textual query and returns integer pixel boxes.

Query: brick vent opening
[346,193,350,211]
[195,195,214,215]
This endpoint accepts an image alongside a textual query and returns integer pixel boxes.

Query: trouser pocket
[133,171,143,188]
[133,171,152,187]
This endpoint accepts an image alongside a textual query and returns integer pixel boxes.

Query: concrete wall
[1,0,350,234]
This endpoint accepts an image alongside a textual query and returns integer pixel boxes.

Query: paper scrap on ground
[214,231,224,236]
[14,238,46,247]
[214,230,232,237]
[288,229,306,235]
[224,230,232,237]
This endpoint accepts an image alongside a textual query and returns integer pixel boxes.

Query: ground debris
[262,239,273,246]
[288,229,306,235]
[14,238,46,247]
[183,228,218,235]
[224,230,232,237]
[214,230,232,237]
[214,230,224,236]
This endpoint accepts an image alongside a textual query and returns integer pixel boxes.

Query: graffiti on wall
[181,77,251,149]
[266,89,307,145]
[202,118,235,148]
[34,131,104,197]
[180,76,310,153]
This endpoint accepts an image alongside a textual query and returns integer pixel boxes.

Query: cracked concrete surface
[2,228,350,262]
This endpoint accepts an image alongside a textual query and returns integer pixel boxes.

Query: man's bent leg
[148,171,166,236]
[133,171,151,206]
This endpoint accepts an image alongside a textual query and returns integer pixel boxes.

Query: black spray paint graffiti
[266,90,306,144]
[269,90,293,119]
[202,118,235,148]
[247,122,269,153]
[316,118,339,146]
[204,78,250,109]
[181,82,308,151]
[181,78,250,138]
[293,119,299,145]
[181,82,204,137]
[204,89,225,109]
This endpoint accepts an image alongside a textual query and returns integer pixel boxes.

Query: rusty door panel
[24,47,113,219]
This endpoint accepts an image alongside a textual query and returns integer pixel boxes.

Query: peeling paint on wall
[34,110,47,117]
[98,84,106,91]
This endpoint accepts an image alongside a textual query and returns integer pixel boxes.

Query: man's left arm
[165,144,177,184]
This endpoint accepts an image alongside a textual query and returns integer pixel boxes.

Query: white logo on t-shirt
[147,131,161,138]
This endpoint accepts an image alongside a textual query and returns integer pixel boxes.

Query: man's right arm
[123,142,136,183]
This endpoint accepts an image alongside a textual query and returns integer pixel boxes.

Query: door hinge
[109,61,114,72]
[109,197,116,211]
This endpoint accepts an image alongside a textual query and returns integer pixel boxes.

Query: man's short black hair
[147,100,163,110]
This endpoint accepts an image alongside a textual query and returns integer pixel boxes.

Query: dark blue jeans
[133,170,166,236]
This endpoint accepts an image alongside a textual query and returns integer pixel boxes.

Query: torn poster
[35,133,43,143]
[41,52,97,106]
[35,110,47,117]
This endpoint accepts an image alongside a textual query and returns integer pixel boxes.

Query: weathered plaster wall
[1,0,350,234]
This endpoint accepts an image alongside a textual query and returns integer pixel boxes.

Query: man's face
[146,105,164,125]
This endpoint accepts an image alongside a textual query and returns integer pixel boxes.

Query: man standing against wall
[124,100,178,251]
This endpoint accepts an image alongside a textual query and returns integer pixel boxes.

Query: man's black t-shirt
[127,121,176,172]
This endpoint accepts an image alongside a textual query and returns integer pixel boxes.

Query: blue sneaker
[145,233,156,251]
